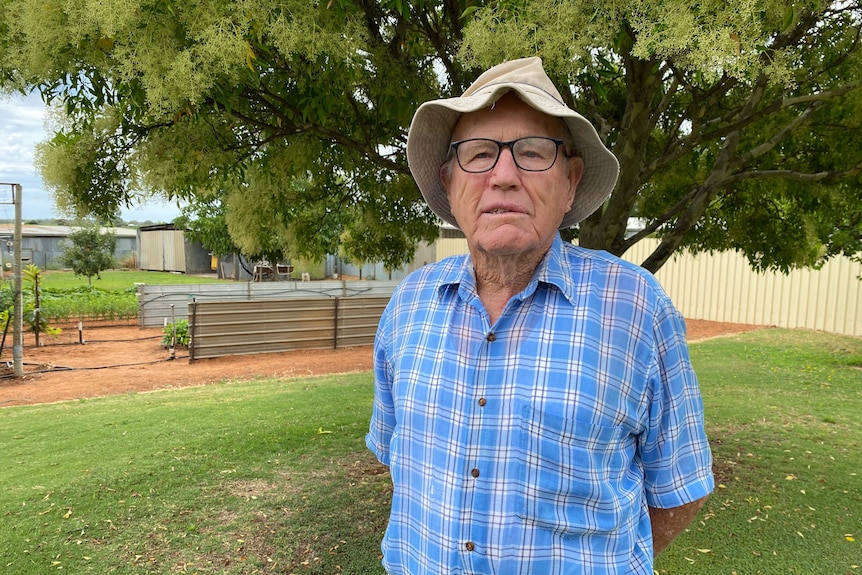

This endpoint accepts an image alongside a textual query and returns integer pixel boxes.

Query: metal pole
[169,304,176,360]
[13,184,23,377]
[188,300,196,363]
[333,297,339,349]
[33,266,40,347]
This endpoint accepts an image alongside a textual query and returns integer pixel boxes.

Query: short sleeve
[639,298,714,508]
[366,301,396,466]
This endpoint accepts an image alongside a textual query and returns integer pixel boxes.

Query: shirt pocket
[515,404,633,538]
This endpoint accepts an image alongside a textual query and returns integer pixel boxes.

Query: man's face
[441,93,583,259]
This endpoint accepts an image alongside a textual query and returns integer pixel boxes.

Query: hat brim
[407,83,620,230]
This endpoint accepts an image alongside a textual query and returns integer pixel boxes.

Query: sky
[0,91,182,224]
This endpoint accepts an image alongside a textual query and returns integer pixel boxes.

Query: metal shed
[137,224,212,274]
[0,224,137,269]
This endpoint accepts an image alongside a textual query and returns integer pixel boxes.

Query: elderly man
[366,57,713,575]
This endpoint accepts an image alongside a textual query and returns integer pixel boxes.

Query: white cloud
[0,92,180,223]
[0,93,44,172]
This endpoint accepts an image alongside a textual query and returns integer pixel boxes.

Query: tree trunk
[579,36,662,256]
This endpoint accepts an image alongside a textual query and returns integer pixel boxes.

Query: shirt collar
[436,234,577,305]
[532,234,577,304]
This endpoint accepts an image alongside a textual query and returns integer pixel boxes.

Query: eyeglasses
[449,137,565,173]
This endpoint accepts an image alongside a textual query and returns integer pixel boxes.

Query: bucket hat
[406,57,620,229]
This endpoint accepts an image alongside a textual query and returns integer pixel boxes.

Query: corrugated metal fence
[138,280,399,328]
[187,296,389,361]
[621,239,862,337]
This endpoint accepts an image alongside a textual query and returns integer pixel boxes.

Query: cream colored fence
[621,239,861,337]
[433,236,861,337]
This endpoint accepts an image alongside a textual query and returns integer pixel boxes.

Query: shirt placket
[459,318,502,574]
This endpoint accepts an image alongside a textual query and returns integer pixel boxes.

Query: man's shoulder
[563,243,656,279]
[380,256,466,330]
[554,242,668,304]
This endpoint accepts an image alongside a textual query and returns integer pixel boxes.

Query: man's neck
[471,247,546,324]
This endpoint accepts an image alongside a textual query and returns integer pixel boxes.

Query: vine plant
[0,264,62,354]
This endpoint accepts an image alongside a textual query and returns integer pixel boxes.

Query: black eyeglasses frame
[448,137,566,173]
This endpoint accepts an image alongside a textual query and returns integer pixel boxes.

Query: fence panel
[188,296,390,361]
[139,280,399,327]
[621,239,862,336]
[335,297,390,348]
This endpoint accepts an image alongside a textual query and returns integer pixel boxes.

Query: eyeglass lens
[455,137,561,173]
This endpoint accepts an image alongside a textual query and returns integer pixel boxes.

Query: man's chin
[472,230,541,258]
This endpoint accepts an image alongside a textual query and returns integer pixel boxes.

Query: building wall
[138,229,187,272]
[0,227,137,269]
[324,240,437,281]
[184,240,213,275]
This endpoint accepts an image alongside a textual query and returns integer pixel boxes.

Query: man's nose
[489,144,521,183]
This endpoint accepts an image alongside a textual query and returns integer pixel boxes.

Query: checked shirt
[366,235,714,575]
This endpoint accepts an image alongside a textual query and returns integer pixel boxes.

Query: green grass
[1,329,860,574]
[656,329,862,574]
[1,373,388,574]
[38,270,229,291]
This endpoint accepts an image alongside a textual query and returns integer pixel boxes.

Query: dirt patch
[0,319,765,407]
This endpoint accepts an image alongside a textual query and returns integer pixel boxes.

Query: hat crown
[462,57,565,104]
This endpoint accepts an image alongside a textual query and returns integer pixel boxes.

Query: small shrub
[162,319,190,348]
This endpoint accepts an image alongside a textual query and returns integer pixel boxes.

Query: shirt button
[486,332,496,342]
[465,541,475,551]
[478,397,487,407]
[470,468,480,478]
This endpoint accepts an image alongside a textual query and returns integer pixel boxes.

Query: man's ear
[439,162,451,189]
[565,157,584,211]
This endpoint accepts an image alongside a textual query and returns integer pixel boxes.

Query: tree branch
[647,73,679,135]
[779,82,862,108]
[722,163,862,185]
[735,102,819,166]
[621,188,699,250]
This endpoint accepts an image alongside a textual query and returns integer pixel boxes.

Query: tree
[58,225,117,285]
[2,0,860,274]
[460,1,862,272]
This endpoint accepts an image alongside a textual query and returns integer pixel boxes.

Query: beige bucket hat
[406,57,620,229]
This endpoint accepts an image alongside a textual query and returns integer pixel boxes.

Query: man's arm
[648,495,709,555]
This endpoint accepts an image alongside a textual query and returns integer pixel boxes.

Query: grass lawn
[1,374,388,574]
[656,329,862,574]
[38,270,229,291]
[1,329,860,574]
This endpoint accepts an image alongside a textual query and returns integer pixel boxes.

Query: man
[366,57,714,574]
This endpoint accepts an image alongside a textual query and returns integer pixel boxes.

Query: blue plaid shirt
[367,235,714,575]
